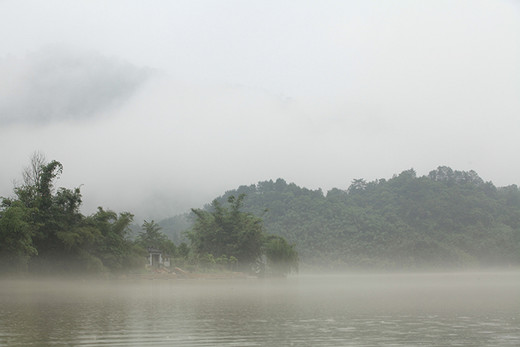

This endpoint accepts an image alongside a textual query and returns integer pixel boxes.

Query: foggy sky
[1,0,519,221]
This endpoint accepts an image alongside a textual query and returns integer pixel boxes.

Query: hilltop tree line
[0,154,297,276]
[162,167,520,270]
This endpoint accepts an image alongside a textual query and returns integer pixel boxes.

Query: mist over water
[1,271,519,346]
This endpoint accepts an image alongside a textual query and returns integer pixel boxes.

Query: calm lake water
[0,272,519,346]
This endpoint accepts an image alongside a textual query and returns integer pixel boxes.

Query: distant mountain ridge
[160,166,520,270]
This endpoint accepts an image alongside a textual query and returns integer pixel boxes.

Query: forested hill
[161,167,520,270]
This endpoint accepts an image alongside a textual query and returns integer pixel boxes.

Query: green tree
[136,220,176,256]
[86,207,142,272]
[10,155,86,272]
[0,201,38,273]
[1,153,145,275]
[188,194,265,271]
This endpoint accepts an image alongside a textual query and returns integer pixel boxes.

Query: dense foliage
[163,167,520,270]
[0,154,144,275]
[187,194,298,275]
[4,155,518,274]
[135,220,177,256]
[0,155,297,276]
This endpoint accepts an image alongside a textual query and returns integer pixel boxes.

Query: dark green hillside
[164,167,520,270]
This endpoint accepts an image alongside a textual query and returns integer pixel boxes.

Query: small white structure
[147,247,170,268]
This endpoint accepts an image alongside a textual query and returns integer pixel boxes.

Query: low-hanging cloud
[0,1,519,222]
[0,46,151,124]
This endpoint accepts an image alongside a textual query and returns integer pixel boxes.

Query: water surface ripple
[0,272,518,346]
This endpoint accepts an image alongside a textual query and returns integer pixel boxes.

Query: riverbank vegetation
[0,154,143,276]
[0,154,297,277]
[2,154,519,276]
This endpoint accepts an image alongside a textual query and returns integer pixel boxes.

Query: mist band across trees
[1,154,519,276]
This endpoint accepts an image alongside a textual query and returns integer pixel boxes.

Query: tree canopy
[187,194,298,275]
[1,154,298,277]
[173,168,520,270]
[0,154,143,275]
[4,155,518,275]
[136,220,177,256]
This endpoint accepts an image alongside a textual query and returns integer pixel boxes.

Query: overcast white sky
[1,0,519,221]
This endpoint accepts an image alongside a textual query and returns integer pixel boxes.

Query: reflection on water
[0,272,519,346]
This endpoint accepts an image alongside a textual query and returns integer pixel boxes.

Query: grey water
[0,272,519,346]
